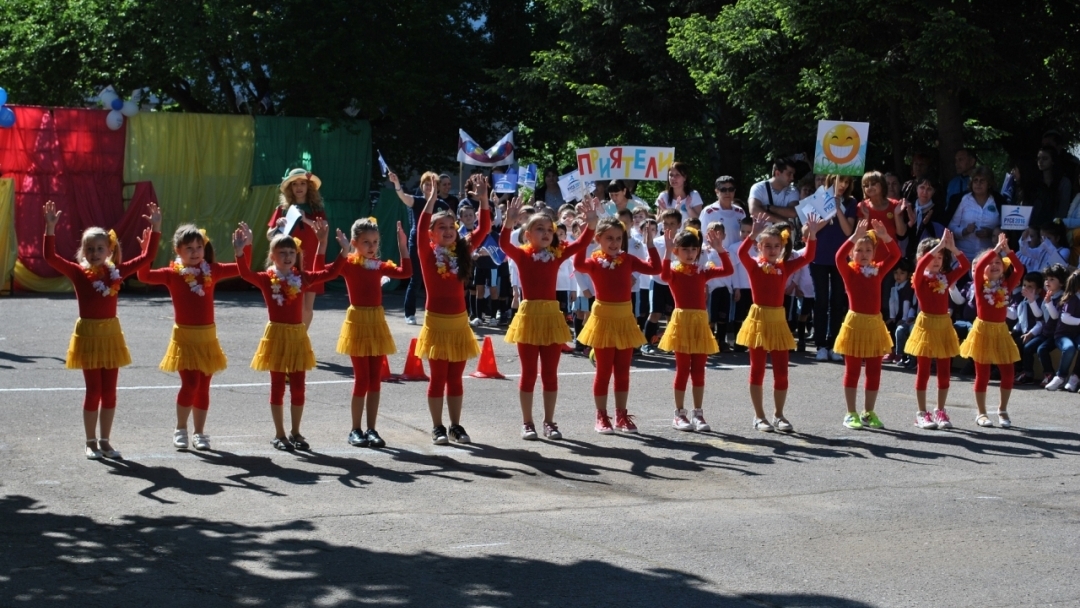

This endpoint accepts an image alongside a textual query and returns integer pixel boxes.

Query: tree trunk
[935,85,964,185]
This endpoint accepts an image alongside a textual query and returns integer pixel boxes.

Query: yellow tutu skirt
[905,313,960,359]
[736,305,795,352]
[66,317,131,370]
[578,300,646,350]
[160,324,227,375]
[834,310,893,358]
[337,306,397,357]
[250,322,316,373]
[416,311,481,362]
[505,299,571,346]
[959,318,1020,364]
[659,308,719,354]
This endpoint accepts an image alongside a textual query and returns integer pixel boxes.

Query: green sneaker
[861,411,885,429]
[843,413,863,429]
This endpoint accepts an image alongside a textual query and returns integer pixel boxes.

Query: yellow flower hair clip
[367,216,378,226]
[198,228,210,244]
[293,237,302,248]
[866,230,878,243]
[1002,256,1012,269]
[107,229,118,250]
[779,228,790,245]
[684,227,700,237]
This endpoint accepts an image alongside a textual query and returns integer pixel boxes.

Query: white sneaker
[672,409,694,431]
[405,315,417,325]
[914,411,938,430]
[1065,375,1080,392]
[192,433,211,451]
[829,350,844,362]
[815,347,828,361]
[173,429,189,448]
[1046,375,1066,391]
[691,409,711,432]
[469,317,481,327]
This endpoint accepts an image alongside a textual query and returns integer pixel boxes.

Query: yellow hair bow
[293,237,302,248]
[1002,256,1012,269]
[198,228,211,244]
[779,228,790,245]
[367,216,378,226]
[107,229,118,250]
[866,230,878,243]
[685,227,700,237]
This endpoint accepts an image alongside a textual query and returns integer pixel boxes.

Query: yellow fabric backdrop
[124,113,279,269]
[0,179,15,291]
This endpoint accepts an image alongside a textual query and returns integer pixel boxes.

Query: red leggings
[974,362,1014,392]
[748,348,789,390]
[177,370,212,410]
[350,355,384,397]
[517,343,562,392]
[270,371,306,406]
[593,347,633,396]
[428,359,466,398]
[674,353,708,391]
[915,357,952,391]
[843,356,883,390]
[82,368,119,411]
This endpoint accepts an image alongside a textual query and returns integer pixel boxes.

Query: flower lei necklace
[849,261,879,277]
[347,252,397,271]
[83,261,122,297]
[591,249,624,269]
[173,258,212,296]
[433,242,460,279]
[925,272,948,295]
[756,257,781,276]
[521,242,563,263]
[268,267,302,306]
[672,261,697,275]
[983,278,1008,308]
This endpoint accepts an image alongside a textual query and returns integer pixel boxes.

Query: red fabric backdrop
[0,105,153,278]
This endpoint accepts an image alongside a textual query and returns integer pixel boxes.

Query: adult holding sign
[809,175,857,361]
[948,167,1002,262]
[267,168,327,329]
[656,162,704,222]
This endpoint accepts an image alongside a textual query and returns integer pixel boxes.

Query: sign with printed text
[813,120,869,176]
[517,164,537,189]
[1000,205,1033,230]
[575,146,676,181]
[557,170,587,202]
[795,186,838,224]
[494,170,518,194]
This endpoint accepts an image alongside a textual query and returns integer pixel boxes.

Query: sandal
[287,433,310,450]
[773,416,794,433]
[753,418,775,433]
[997,411,1012,429]
[272,436,295,451]
[85,440,102,460]
[975,414,994,428]
[98,438,122,459]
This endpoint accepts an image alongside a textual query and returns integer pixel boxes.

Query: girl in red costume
[234,219,346,451]
[573,215,661,435]
[959,233,1024,428]
[736,213,825,433]
[904,231,969,430]
[138,224,239,452]
[267,168,327,329]
[337,218,412,449]
[415,173,491,445]
[502,197,598,440]
[659,226,733,432]
[43,200,162,460]
[834,220,902,430]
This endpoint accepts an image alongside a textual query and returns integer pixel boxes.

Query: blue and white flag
[377,150,390,176]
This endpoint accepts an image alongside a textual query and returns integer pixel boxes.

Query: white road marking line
[0,365,748,392]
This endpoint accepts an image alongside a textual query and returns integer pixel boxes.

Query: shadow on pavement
[0,494,879,607]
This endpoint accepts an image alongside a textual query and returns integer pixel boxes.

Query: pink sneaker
[595,411,614,435]
[672,409,693,431]
[933,409,953,429]
[614,409,639,434]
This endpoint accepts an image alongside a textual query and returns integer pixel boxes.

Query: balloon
[0,87,7,106]
[0,107,14,128]
[105,110,124,130]
[120,100,139,117]
[99,87,118,108]
[110,98,123,111]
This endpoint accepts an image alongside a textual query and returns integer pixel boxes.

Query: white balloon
[106,110,124,130]
[120,100,139,117]
[99,87,119,108]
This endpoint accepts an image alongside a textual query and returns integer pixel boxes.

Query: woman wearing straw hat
[268,168,327,329]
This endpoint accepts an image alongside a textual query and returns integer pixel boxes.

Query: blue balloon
[0,107,15,128]
[110,98,123,111]
[0,87,7,106]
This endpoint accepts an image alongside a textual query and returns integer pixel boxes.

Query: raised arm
[119,202,163,278]
[388,172,416,208]
[232,223,261,286]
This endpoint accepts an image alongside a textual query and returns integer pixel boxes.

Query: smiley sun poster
[813,120,869,176]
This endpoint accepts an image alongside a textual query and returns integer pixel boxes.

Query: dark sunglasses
[717,186,736,193]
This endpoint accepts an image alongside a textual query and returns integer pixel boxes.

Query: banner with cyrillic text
[575,146,675,181]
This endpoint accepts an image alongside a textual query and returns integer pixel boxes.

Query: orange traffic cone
[470,336,505,379]
[399,338,429,381]
[380,355,400,382]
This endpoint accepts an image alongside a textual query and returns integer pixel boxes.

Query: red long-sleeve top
[418,208,491,314]
[835,239,902,314]
[660,255,734,310]
[237,245,345,323]
[340,257,413,307]
[44,232,160,319]
[573,244,661,303]
[913,251,970,315]
[738,238,815,308]
[501,226,593,301]
[137,262,241,325]
[971,251,1023,323]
